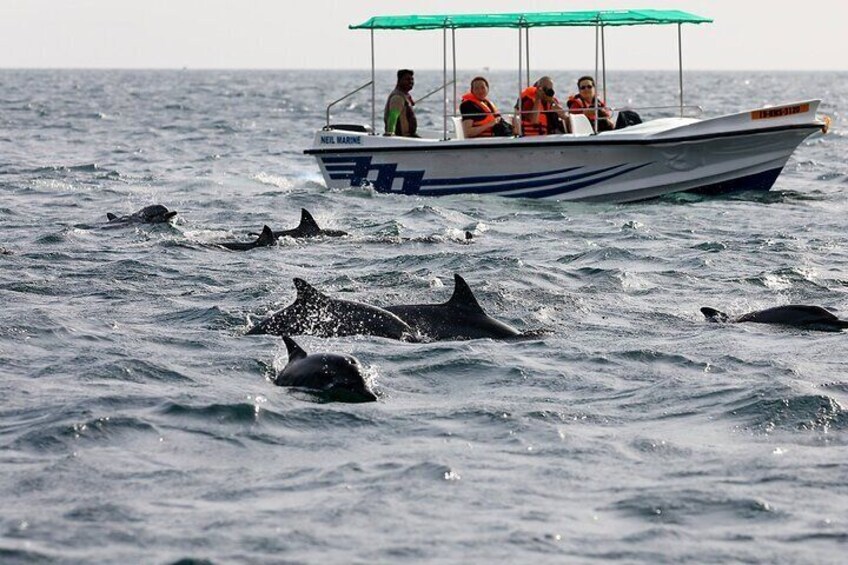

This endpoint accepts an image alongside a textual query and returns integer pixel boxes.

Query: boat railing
[456,105,703,121]
[326,80,456,132]
[449,104,704,138]
[612,104,704,118]
[325,81,373,130]
[327,90,703,136]
[415,80,455,105]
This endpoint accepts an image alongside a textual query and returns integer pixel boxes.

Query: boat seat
[451,116,466,140]
[569,113,594,135]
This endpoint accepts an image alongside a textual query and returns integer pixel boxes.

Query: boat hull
[306,101,824,203]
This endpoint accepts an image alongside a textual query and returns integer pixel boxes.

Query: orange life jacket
[460,92,499,136]
[519,86,559,136]
[566,95,610,123]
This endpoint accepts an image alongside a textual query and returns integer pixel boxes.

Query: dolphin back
[265,208,347,239]
[739,305,848,331]
[219,225,277,251]
[386,274,519,340]
[248,278,412,339]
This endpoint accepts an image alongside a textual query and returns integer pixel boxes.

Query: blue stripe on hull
[416,165,629,196]
[320,154,652,197]
[420,166,581,186]
[684,167,784,195]
[502,163,652,199]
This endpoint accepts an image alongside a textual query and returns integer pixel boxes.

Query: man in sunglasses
[514,76,568,136]
[567,76,615,132]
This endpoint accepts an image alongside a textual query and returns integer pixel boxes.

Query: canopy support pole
[452,28,457,116]
[518,24,523,94]
[593,20,599,134]
[370,29,376,133]
[601,25,607,105]
[525,27,530,88]
[677,23,684,117]
[443,26,448,140]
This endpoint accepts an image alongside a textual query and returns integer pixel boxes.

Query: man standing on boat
[515,76,568,136]
[567,76,615,132]
[384,69,418,137]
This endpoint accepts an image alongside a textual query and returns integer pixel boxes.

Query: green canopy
[351,9,712,31]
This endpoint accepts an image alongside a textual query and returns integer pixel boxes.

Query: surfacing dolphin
[701,305,848,332]
[105,204,177,225]
[249,208,347,239]
[247,278,413,340]
[273,336,377,403]
[217,225,277,251]
[385,274,521,340]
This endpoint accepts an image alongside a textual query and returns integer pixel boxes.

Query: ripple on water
[10,414,158,454]
[612,489,781,526]
[726,393,847,433]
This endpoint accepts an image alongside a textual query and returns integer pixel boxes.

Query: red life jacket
[566,95,610,123]
[460,92,499,136]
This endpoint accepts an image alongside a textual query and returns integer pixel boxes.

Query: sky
[0,0,845,71]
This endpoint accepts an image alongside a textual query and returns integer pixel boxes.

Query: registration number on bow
[751,104,810,120]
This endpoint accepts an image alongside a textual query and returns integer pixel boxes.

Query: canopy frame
[346,9,711,137]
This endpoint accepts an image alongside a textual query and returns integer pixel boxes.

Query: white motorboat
[305,10,829,203]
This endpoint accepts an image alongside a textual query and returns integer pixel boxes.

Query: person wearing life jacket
[567,76,615,132]
[384,69,418,137]
[514,76,568,136]
[459,76,511,138]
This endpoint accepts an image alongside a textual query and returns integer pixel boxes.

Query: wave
[612,489,780,524]
[726,393,847,433]
[155,401,377,430]
[9,414,158,453]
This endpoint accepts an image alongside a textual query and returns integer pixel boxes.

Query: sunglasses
[542,87,555,96]
[579,84,595,90]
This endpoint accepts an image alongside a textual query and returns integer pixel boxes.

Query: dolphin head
[276,336,377,402]
[700,307,730,323]
[140,205,177,223]
[316,354,377,403]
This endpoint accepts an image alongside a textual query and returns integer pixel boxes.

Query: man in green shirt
[383,69,418,137]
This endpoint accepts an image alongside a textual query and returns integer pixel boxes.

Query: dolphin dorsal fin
[106,212,118,221]
[298,208,322,235]
[293,278,328,305]
[447,274,485,314]
[256,225,276,246]
[282,336,308,362]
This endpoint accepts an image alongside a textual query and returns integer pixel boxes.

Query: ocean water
[1,69,847,563]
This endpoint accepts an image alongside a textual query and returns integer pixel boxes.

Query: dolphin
[273,336,377,402]
[247,278,414,340]
[384,274,521,340]
[217,225,277,251]
[701,305,848,332]
[105,204,177,225]
[249,208,347,239]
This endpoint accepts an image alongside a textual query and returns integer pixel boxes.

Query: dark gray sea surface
[1,69,847,563]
